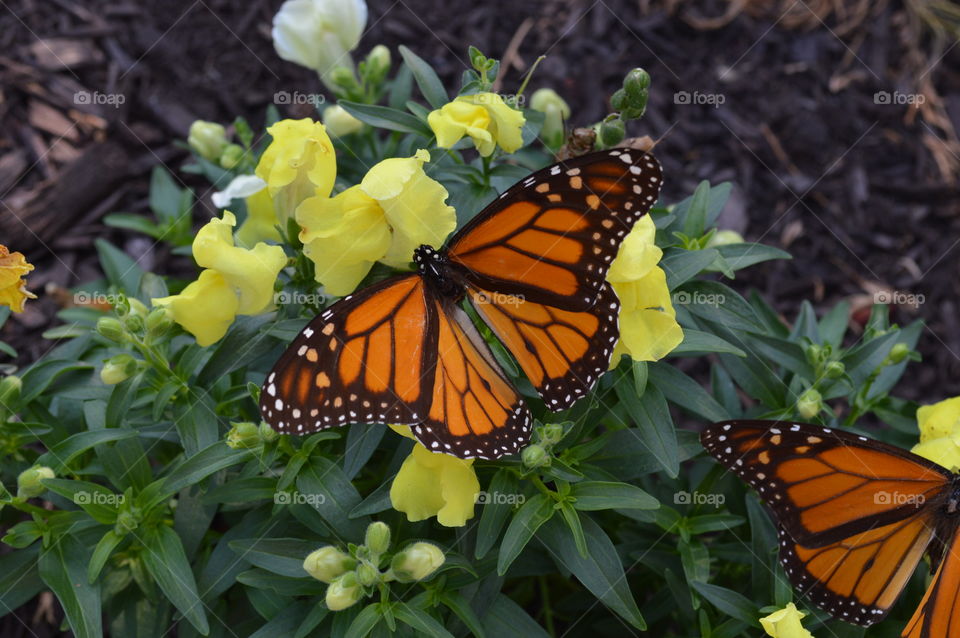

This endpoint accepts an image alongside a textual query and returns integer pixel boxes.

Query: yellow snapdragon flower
[152,212,287,346]
[296,149,455,296]
[0,245,36,313]
[760,603,814,638]
[606,216,683,363]
[255,118,337,224]
[428,93,525,156]
[388,425,480,527]
[911,396,960,471]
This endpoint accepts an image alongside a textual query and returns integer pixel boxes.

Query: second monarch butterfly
[260,149,663,459]
[701,419,960,637]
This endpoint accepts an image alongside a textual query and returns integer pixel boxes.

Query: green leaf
[344,604,382,638]
[661,248,720,290]
[155,442,252,505]
[558,502,588,558]
[439,592,486,638]
[229,538,319,578]
[711,243,790,271]
[39,534,103,638]
[141,524,209,634]
[677,281,762,333]
[88,529,124,582]
[819,301,851,346]
[570,481,659,510]
[198,314,274,386]
[671,329,746,357]
[0,546,43,616]
[475,469,521,559]
[95,239,144,295]
[103,213,163,239]
[339,101,433,137]
[42,478,119,524]
[683,180,710,237]
[37,429,139,473]
[538,515,646,629]
[690,581,760,627]
[19,359,94,403]
[496,493,554,575]
[481,595,551,638]
[614,382,679,478]
[343,424,385,480]
[398,46,448,109]
[393,602,455,638]
[296,456,368,539]
[149,165,184,223]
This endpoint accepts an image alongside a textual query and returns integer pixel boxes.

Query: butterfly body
[702,420,960,636]
[262,149,663,459]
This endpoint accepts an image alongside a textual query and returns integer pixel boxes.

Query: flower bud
[329,66,359,91]
[218,144,245,170]
[322,105,364,137]
[598,115,625,148]
[522,444,550,469]
[113,295,131,317]
[825,361,846,379]
[258,421,279,443]
[804,344,823,367]
[364,44,391,80]
[188,120,228,162]
[0,375,23,411]
[123,313,144,334]
[17,465,54,499]
[96,317,126,342]
[100,354,138,386]
[887,343,911,366]
[145,307,174,339]
[539,422,565,445]
[620,68,650,120]
[325,572,362,610]
[115,507,140,534]
[706,229,744,248]
[356,562,379,587]
[364,521,391,555]
[796,389,822,419]
[530,88,571,150]
[128,298,149,318]
[226,421,262,449]
[304,546,355,583]
[390,542,445,582]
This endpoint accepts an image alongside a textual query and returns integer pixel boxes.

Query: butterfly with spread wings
[260,149,663,459]
[702,419,960,637]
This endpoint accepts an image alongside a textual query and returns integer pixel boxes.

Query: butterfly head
[414,244,461,300]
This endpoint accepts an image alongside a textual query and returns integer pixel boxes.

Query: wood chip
[28,38,103,70]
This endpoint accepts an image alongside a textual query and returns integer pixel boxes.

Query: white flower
[272,0,367,87]
[211,175,268,209]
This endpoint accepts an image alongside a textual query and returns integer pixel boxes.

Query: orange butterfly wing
[261,275,435,431]
[466,282,619,410]
[447,149,662,310]
[903,531,960,638]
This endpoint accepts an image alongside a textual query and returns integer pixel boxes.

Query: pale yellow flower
[153,270,239,347]
[760,603,814,638]
[323,105,364,137]
[0,245,36,313]
[606,216,683,363]
[912,396,960,470]
[428,93,525,156]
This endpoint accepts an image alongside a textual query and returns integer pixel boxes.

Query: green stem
[539,575,556,636]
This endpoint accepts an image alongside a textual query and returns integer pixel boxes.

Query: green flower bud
[0,375,22,411]
[123,313,144,334]
[796,389,822,419]
[112,294,131,317]
[114,508,140,534]
[706,229,744,248]
[188,120,228,162]
[825,361,846,379]
[17,465,54,499]
[539,422,565,445]
[598,115,625,148]
[364,521,391,556]
[610,88,627,111]
[530,88,571,150]
[325,572,362,610]
[804,344,823,367]
[218,144,244,170]
[304,546,354,583]
[329,66,359,91]
[887,343,910,366]
[390,542,445,582]
[624,68,651,99]
[226,422,261,449]
[469,46,488,73]
[258,421,279,443]
[364,44,391,80]
[100,354,138,386]
[356,562,379,587]
[145,307,174,339]
[128,298,149,318]
[522,443,550,469]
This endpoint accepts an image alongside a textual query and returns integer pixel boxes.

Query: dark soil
[0,0,958,631]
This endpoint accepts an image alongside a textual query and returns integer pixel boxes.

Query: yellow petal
[152,270,240,346]
[192,212,287,315]
[759,603,813,638]
[607,216,661,283]
[612,267,683,362]
[912,438,960,472]
[467,92,525,154]
[255,118,337,222]
[390,442,479,527]
[427,101,493,152]
[0,245,37,313]
[917,396,960,442]
[360,149,456,267]
[236,187,282,246]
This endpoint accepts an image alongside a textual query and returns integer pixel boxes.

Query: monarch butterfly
[701,419,960,637]
[260,149,663,459]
